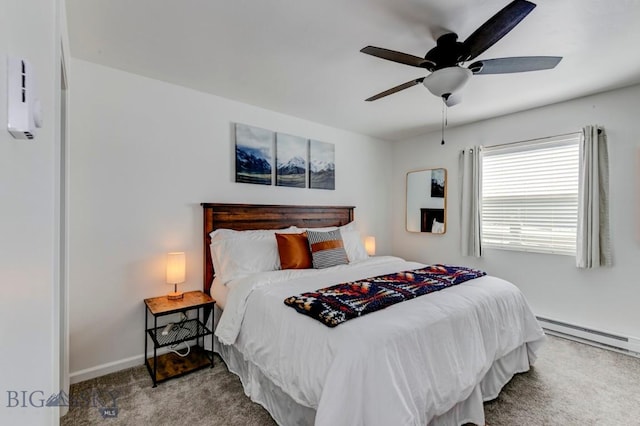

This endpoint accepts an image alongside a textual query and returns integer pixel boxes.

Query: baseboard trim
[70,347,178,384]
[70,354,142,384]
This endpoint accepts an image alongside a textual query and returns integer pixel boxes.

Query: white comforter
[216,256,545,426]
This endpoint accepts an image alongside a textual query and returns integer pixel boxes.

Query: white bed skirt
[209,326,542,426]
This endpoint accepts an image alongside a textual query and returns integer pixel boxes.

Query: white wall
[0,0,66,424]
[392,84,640,341]
[68,59,393,378]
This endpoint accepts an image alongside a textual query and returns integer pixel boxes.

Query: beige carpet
[62,335,640,425]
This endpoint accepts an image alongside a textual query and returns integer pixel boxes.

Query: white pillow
[210,226,297,243]
[340,229,369,262]
[296,221,356,233]
[209,227,299,284]
[432,219,445,234]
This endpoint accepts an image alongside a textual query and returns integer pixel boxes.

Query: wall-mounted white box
[7,56,42,140]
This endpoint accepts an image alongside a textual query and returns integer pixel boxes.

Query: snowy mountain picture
[235,123,273,185]
[309,140,335,190]
[234,123,335,190]
[276,133,307,188]
[431,168,445,198]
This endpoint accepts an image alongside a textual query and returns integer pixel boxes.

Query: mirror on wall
[406,168,447,233]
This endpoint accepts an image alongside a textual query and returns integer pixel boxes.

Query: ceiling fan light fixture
[422,66,472,97]
[443,92,463,107]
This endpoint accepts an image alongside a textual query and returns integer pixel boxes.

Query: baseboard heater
[536,316,640,358]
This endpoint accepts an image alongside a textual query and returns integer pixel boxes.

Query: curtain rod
[482,130,588,151]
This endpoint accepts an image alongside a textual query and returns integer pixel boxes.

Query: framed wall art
[235,123,274,185]
[309,139,335,190]
[276,133,307,188]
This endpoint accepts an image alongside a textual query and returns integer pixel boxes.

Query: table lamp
[364,236,376,256]
[166,252,185,300]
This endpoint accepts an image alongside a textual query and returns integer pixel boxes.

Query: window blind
[481,134,580,255]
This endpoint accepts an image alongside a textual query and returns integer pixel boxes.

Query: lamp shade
[423,66,472,97]
[364,236,376,256]
[166,252,186,284]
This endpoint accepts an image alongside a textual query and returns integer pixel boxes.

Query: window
[481,133,580,255]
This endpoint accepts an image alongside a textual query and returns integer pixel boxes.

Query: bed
[202,203,545,426]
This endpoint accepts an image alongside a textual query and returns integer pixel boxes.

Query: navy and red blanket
[284,264,486,327]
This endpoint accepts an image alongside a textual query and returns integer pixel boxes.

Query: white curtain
[576,125,612,268]
[460,146,482,257]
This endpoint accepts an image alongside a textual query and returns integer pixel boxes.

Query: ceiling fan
[361,0,562,106]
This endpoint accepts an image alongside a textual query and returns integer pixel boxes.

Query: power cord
[169,313,191,357]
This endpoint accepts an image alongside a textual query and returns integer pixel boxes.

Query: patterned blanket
[284,264,486,327]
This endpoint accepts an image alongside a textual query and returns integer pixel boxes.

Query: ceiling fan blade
[469,56,562,74]
[365,77,425,101]
[361,46,435,68]
[462,0,536,61]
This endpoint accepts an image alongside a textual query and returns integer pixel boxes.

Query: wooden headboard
[201,203,355,295]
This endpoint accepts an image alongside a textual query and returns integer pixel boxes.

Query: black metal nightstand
[144,290,214,387]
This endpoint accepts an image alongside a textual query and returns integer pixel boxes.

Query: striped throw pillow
[306,230,349,269]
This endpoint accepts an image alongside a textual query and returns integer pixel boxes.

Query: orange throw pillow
[275,232,313,269]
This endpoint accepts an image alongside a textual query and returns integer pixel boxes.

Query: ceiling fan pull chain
[445,101,448,127]
[441,97,446,145]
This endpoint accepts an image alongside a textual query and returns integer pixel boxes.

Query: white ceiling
[66,0,640,141]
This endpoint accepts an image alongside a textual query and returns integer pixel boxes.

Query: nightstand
[144,290,215,387]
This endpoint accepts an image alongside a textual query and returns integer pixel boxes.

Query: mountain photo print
[235,123,273,185]
[431,168,445,198]
[309,140,335,190]
[276,133,307,188]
